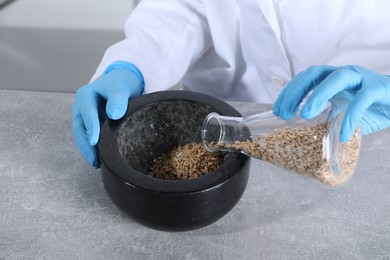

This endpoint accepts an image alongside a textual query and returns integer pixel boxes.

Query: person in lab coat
[72,0,390,168]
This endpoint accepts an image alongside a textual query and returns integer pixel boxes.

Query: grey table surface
[1,89,390,260]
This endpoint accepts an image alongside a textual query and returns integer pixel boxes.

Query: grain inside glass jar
[214,123,360,186]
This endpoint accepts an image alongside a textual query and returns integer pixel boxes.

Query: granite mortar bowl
[98,90,251,232]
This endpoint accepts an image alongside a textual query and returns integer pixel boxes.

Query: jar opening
[202,112,224,152]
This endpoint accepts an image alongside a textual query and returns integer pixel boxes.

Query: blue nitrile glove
[72,61,145,168]
[273,65,390,142]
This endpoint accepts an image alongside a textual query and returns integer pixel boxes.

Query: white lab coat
[92,0,390,103]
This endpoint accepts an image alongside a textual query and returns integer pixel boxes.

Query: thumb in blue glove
[273,65,390,143]
[72,61,145,168]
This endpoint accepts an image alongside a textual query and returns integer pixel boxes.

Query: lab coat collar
[255,0,282,41]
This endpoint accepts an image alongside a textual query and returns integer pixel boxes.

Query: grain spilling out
[149,143,222,180]
[214,123,360,186]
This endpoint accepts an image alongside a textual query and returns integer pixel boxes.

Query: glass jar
[201,100,361,187]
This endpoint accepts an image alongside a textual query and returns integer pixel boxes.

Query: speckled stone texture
[117,100,215,173]
[2,90,390,259]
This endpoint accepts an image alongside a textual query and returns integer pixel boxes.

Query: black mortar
[98,90,251,232]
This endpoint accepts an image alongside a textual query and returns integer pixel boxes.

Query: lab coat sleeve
[90,0,212,93]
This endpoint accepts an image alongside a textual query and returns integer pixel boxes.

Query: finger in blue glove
[273,65,390,143]
[72,61,145,168]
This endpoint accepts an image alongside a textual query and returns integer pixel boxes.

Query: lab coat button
[271,76,286,87]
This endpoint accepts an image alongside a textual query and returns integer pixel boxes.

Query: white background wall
[0,0,140,92]
[0,0,138,30]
